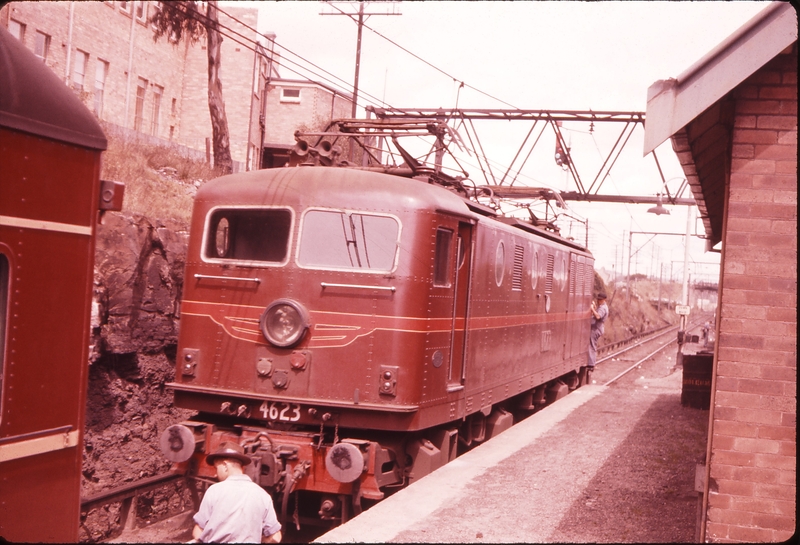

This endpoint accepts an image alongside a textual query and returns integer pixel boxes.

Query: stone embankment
[80,212,193,542]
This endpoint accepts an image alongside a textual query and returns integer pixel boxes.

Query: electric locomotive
[161,131,594,526]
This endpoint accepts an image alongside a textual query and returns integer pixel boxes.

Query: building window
[34,31,51,62]
[119,1,131,14]
[171,97,177,116]
[150,1,162,25]
[94,59,109,117]
[134,77,147,131]
[8,19,25,42]
[280,88,301,103]
[72,49,88,91]
[151,85,163,136]
[135,1,146,22]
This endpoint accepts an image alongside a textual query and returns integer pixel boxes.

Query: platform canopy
[643,2,796,246]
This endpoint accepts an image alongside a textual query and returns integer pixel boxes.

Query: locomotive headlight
[260,299,310,348]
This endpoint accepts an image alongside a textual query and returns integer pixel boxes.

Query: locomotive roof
[197,166,473,216]
[199,166,592,254]
[0,26,107,150]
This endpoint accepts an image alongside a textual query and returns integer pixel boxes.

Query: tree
[150,0,233,174]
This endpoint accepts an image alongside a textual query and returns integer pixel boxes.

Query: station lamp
[647,194,670,216]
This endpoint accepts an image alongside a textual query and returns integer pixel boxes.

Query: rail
[81,471,195,538]
[601,315,712,385]
[597,323,674,358]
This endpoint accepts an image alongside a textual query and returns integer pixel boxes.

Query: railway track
[595,315,713,387]
[86,320,711,543]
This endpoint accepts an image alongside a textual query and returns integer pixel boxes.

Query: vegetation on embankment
[595,272,681,345]
[100,123,221,223]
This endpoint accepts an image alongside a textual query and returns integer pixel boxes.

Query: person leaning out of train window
[188,442,282,543]
[587,292,608,373]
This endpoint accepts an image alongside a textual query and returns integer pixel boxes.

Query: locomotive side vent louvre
[586,262,593,295]
[544,254,555,294]
[569,259,576,295]
[511,245,524,291]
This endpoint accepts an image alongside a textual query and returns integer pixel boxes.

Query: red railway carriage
[164,164,594,525]
[0,27,120,542]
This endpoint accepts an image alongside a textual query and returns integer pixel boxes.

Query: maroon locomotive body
[0,26,120,542]
[165,162,594,525]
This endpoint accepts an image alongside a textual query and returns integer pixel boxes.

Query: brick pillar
[705,45,797,543]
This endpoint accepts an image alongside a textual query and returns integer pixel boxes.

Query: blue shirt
[194,474,281,543]
[591,302,608,334]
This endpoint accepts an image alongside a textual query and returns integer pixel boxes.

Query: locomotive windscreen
[297,209,399,271]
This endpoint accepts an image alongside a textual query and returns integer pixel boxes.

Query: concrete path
[316,349,701,543]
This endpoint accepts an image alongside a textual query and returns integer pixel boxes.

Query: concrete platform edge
[314,385,607,543]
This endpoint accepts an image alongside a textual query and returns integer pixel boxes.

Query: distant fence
[101,122,245,173]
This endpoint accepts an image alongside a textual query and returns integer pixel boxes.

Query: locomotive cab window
[204,207,292,264]
[298,209,399,272]
[433,228,453,287]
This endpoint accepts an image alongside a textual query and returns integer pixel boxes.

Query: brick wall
[263,80,353,145]
[178,6,259,166]
[706,44,797,543]
[1,1,260,167]
[1,2,353,169]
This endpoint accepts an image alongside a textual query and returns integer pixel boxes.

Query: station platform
[315,345,707,543]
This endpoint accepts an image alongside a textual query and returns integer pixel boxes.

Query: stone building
[644,2,796,541]
[1,1,353,172]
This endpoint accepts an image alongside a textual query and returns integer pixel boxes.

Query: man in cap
[191,441,282,543]
[586,292,609,377]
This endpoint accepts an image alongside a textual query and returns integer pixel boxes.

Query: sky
[229,0,770,280]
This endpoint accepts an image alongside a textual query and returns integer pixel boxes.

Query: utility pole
[680,207,693,333]
[626,230,632,304]
[321,1,402,119]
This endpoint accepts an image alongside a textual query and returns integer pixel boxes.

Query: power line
[324,1,519,109]
[160,2,393,110]
[211,3,396,110]
[216,1,519,112]
[320,1,401,118]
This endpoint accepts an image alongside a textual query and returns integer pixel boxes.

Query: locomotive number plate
[259,401,301,422]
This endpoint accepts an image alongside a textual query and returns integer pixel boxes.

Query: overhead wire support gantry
[364,107,692,207]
